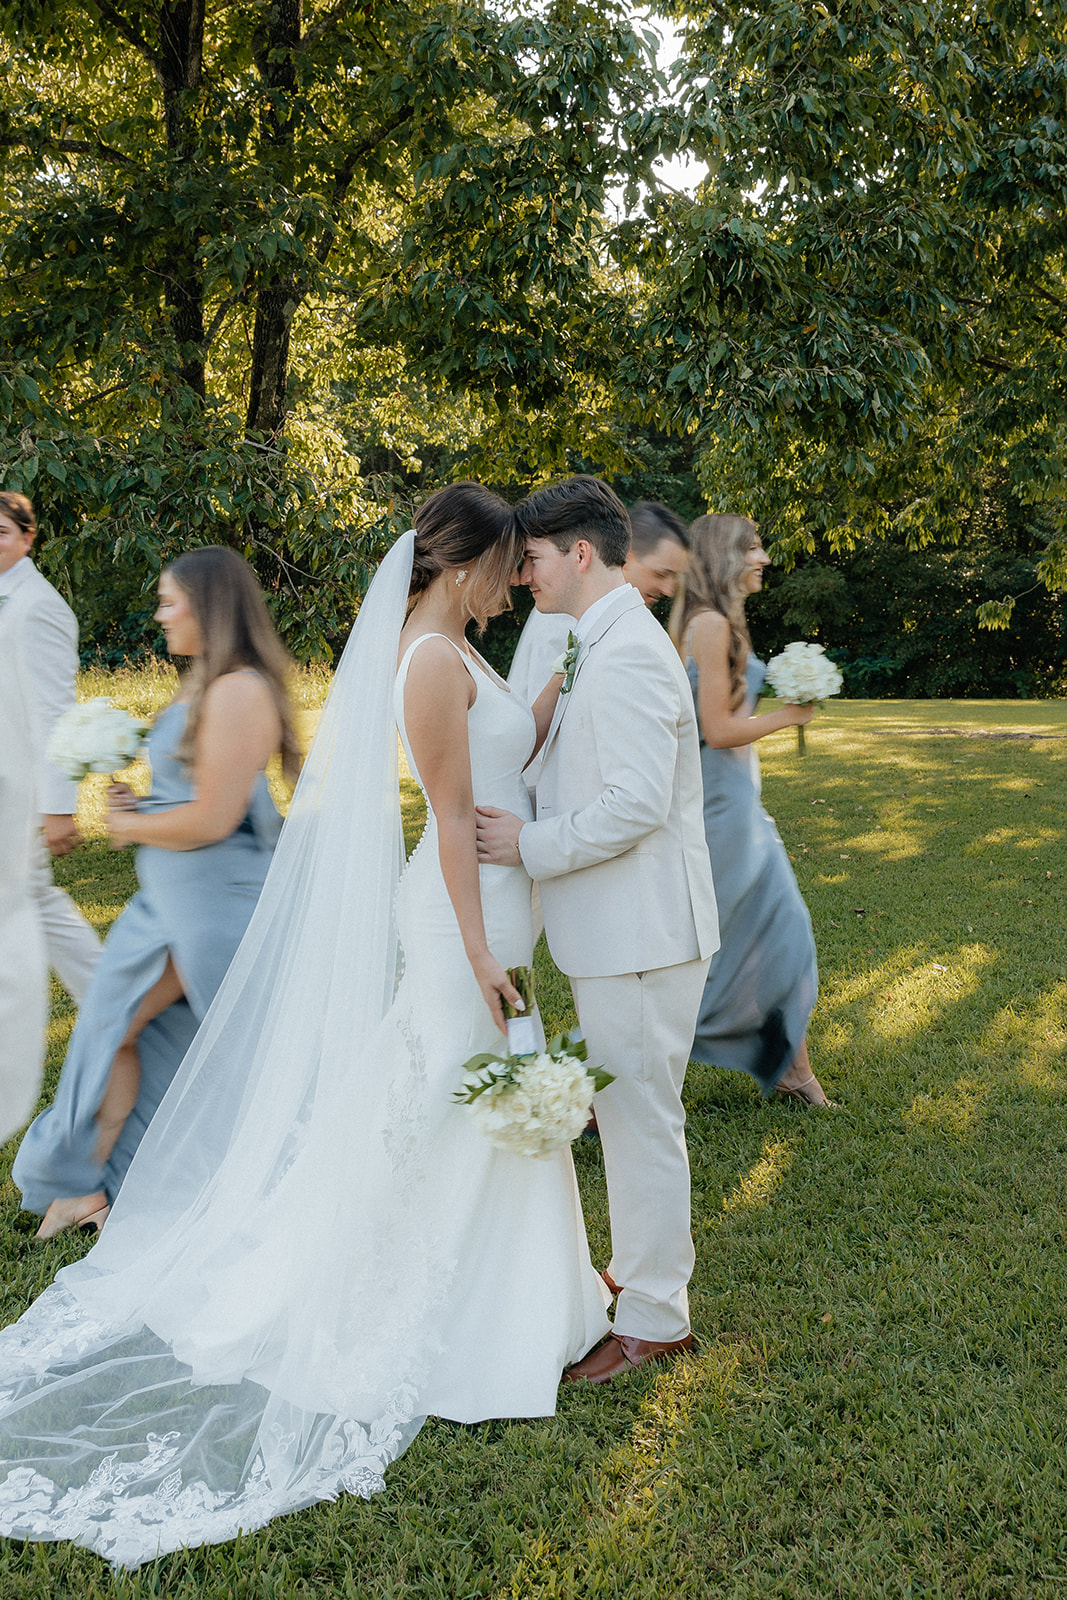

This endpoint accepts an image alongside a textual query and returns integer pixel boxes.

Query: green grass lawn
[2,691,1066,1598]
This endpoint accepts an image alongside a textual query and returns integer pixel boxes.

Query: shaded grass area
[2,695,1066,1597]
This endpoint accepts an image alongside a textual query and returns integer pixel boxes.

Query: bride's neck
[406,579,470,645]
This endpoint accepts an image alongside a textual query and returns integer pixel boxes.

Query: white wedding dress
[0,534,608,1568]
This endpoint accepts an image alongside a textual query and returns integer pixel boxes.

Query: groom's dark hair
[517,475,631,568]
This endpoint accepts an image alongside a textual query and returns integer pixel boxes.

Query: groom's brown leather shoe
[562,1331,693,1384]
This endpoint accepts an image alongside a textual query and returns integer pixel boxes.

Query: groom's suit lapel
[538,587,643,766]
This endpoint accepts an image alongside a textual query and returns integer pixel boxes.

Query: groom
[476,476,719,1382]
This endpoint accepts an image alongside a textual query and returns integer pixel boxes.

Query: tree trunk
[246,1,304,439]
[157,2,207,400]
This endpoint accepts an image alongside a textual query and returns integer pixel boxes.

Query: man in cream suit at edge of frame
[476,475,719,1383]
[0,494,101,1010]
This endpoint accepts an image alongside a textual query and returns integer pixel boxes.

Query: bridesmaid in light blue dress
[672,514,831,1106]
[14,547,300,1236]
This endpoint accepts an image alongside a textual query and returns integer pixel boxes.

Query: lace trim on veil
[0,1285,418,1567]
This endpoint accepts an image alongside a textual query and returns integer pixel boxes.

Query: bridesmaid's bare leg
[36,956,186,1240]
[93,955,186,1161]
[775,1039,830,1106]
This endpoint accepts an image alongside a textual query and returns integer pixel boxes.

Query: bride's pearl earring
[455,570,468,585]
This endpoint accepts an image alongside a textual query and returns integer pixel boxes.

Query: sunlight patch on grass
[722,1136,795,1213]
[903,1075,990,1139]
[981,983,1067,1097]
[819,945,994,1037]
[976,825,1062,850]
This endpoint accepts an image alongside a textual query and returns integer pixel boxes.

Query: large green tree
[629,0,1066,624]
[0,0,656,653]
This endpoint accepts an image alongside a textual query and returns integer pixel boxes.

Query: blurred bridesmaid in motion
[671,514,832,1106]
[14,546,300,1236]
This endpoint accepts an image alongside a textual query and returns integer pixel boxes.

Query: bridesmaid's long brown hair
[669,514,761,711]
[165,546,301,783]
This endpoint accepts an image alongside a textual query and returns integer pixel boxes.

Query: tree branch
[0,134,141,168]
[1031,283,1067,311]
[314,106,417,267]
[69,381,132,412]
[87,1,161,71]
[202,294,243,352]
[302,1,353,48]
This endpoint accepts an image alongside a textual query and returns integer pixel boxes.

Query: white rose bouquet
[764,641,843,754]
[454,967,614,1158]
[47,697,146,781]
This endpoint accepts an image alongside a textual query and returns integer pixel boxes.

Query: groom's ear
[573,538,596,573]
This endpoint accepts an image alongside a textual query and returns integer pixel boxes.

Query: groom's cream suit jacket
[518,586,719,979]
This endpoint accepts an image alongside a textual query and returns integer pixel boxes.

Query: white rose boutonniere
[550,630,581,695]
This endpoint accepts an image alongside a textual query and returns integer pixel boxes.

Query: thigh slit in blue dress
[14,701,281,1211]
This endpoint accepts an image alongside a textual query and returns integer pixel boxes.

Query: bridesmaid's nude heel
[34,1198,110,1242]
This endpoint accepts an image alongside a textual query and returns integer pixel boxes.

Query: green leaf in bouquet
[590,1068,616,1092]
[545,1030,588,1062]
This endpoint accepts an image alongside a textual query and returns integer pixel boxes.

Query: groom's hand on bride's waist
[475,805,524,867]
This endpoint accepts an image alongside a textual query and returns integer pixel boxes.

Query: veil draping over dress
[0,530,607,1568]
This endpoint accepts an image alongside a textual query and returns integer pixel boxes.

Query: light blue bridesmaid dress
[687,654,818,1093]
[13,695,281,1211]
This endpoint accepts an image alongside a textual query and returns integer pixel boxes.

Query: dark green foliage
[751,498,1067,698]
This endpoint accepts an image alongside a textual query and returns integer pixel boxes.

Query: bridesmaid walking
[671,514,832,1106]
[14,547,300,1235]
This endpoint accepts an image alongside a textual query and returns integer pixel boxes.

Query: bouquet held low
[454,967,614,1158]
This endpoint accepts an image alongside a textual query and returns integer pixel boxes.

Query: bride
[0,482,610,1568]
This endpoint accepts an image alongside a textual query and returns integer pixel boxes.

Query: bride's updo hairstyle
[670,514,761,712]
[409,480,524,631]
[165,545,301,783]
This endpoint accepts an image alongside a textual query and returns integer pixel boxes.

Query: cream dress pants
[29,833,100,1002]
[571,954,710,1344]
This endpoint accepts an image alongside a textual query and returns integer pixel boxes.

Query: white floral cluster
[47,697,145,780]
[462,1049,598,1159]
[765,641,844,704]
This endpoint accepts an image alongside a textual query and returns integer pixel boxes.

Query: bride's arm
[528,673,564,756]
[403,641,524,1035]
[691,611,813,749]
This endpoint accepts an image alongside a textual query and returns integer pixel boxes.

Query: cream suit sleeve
[24,581,81,816]
[518,646,681,882]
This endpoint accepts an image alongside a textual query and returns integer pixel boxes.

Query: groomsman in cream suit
[0,494,100,1011]
[477,476,719,1382]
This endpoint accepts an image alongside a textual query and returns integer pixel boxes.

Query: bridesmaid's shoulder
[201,669,276,717]
[689,609,730,653]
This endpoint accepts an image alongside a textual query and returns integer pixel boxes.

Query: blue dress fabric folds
[14,700,281,1211]
[687,654,817,1093]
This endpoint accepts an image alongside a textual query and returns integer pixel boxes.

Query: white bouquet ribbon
[764,641,843,754]
[47,697,146,780]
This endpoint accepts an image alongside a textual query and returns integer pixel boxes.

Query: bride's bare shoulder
[398,633,474,706]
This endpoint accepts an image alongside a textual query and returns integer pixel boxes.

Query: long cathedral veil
[0,530,445,1567]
